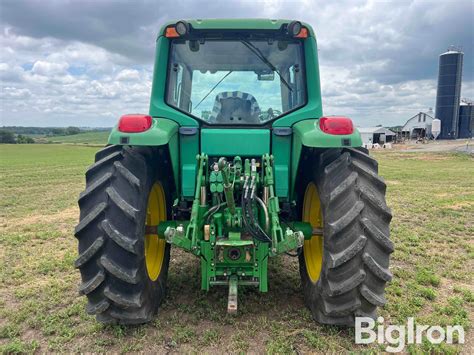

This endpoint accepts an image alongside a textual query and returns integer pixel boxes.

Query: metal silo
[458,102,473,138]
[435,48,463,139]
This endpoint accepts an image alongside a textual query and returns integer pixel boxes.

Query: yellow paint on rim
[303,182,324,283]
[145,181,167,281]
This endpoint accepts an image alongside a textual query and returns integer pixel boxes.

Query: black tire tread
[299,147,392,326]
[105,187,138,221]
[78,270,105,295]
[86,299,110,315]
[74,236,105,268]
[74,202,107,236]
[75,145,170,324]
[101,219,138,255]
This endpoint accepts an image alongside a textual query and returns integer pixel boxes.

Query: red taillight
[118,114,152,133]
[319,116,354,135]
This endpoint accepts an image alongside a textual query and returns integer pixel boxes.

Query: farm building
[358,127,396,146]
[401,111,435,139]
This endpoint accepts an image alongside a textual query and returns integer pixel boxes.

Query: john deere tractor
[75,19,393,325]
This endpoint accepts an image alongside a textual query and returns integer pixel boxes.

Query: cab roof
[158,18,315,38]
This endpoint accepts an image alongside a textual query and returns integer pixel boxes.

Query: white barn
[401,112,435,139]
[358,127,396,147]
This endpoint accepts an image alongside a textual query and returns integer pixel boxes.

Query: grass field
[0,145,472,353]
[46,131,109,144]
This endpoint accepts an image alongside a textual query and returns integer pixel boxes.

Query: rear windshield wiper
[194,70,233,110]
[240,40,293,92]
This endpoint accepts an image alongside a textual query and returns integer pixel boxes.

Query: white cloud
[0,62,25,82]
[2,86,31,99]
[0,26,153,126]
[31,60,69,76]
[116,69,141,81]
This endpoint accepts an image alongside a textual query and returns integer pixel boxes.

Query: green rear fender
[290,119,362,199]
[108,117,180,194]
[108,118,178,146]
[293,119,362,148]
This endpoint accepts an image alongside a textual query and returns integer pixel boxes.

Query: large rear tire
[298,147,393,326]
[74,145,171,324]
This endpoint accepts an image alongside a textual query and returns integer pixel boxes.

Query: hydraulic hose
[243,186,272,243]
[203,194,226,224]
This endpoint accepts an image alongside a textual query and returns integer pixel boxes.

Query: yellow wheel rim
[145,182,167,281]
[303,182,324,283]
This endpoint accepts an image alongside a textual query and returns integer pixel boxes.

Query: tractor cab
[164,25,306,126]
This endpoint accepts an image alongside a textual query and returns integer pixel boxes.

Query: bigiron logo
[355,317,465,352]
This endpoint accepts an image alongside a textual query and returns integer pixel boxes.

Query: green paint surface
[180,132,199,197]
[271,133,291,198]
[201,129,270,156]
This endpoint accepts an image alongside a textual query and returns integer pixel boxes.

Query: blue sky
[0,0,473,127]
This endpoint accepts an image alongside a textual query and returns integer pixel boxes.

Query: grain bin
[435,49,463,139]
[458,102,473,138]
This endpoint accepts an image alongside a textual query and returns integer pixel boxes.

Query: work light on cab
[118,114,152,133]
[319,116,354,135]
[175,21,190,36]
[287,21,302,36]
[287,21,308,38]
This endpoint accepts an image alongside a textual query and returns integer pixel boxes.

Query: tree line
[1,126,82,136]
[0,129,35,144]
[0,126,85,144]
[0,130,35,144]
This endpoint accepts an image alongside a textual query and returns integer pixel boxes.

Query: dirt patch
[391,140,472,153]
[21,329,45,346]
[462,329,474,354]
[447,201,474,210]
[2,207,78,231]
[414,155,450,161]
[0,288,22,317]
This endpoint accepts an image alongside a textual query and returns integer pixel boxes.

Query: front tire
[298,148,393,326]
[74,145,171,324]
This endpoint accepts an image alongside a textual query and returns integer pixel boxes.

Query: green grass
[47,130,110,144]
[0,145,472,353]
[0,144,100,218]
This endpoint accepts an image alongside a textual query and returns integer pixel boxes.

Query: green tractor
[75,19,393,326]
